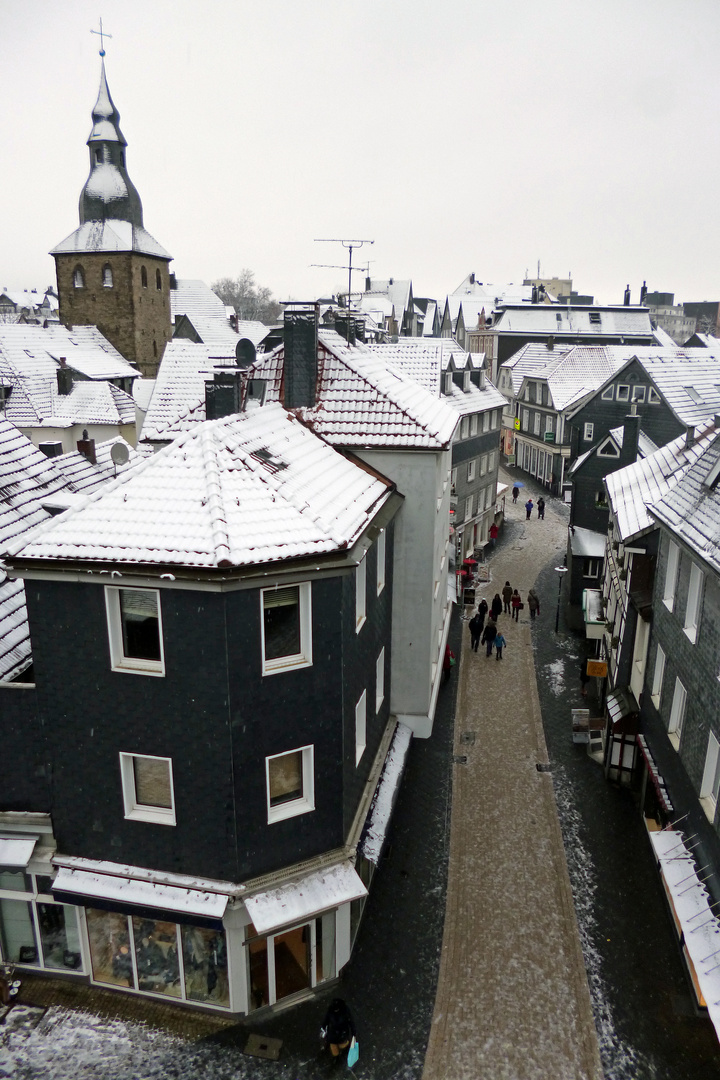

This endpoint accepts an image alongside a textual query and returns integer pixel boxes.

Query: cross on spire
[91,17,112,57]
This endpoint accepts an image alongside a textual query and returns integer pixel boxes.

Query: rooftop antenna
[91,17,112,56]
[313,239,374,309]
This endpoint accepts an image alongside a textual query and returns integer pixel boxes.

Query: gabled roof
[449,279,532,305]
[606,420,719,541]
[365,339,504,415]
[0,323,135,380]
[649,431,720,574]
[140,340,234,442]
[5,405,395,570]
[500,342,627,410]
[568,424,657,477]
[249,330,459,450]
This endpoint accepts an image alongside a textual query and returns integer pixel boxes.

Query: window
[589,312,601,325]
[155,269,162,291]
[376,531,386,595]
[684,562,703,643]
[105,587,165,676]
[120,753,175,825]
[450,467,457,492]
[545,415,554,433]
[583,558,600,578]
[102,265,113,288]
[684,386,702,404]
[583,422,594,441]
[355,691,367,765]
[631,385,646,403]
[595,489,608,508]
[533,413,541,436]
[616,385,629,402]
[480,453,488,476]
[488,451,496,471]
[700,733,720,819]
[356,557,367,632]
[598,439,620,458]
[261,583,312,674]
[648,387,660,404]
[663,541,680,612]
[463,371,471,392]
[266,746,314,822]
[141,266,148,289]
[73,266,85,289]
[465,495,474,521]
[470,414,478,436]
[522,408,529,430]
[482,412,490,432]
[651,644,665,708]
[460,417,469,439]
[467,460,476,482]
[0,873,84,973]
[443,373,452,394]
[601,386,614,401]
[376,648,385,713]
[668,678,687,748]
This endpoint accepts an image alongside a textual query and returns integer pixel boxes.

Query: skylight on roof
[684,386,702,404]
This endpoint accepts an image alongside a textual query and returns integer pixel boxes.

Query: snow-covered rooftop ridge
[605,420,719,542]
[50,220,171,260]
[493,304,654,335]
[139,340,230,441]
[365,339,503,414]
[649,431,720,573]
[5,404,395,570]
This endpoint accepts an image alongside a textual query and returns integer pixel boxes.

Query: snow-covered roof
[366,339,504,415]
[6,404,395,570]
[251,330,459,449]
[605,421,719,541]
[140,340,231,442]
[52,436,141,494]
[448,279,533,305]
[492,305,653,336]
[0,323,134,379]
[502,342,627,411]
[170,279,229,323]
[50,219,171,260]
[649,432,720,575]
[244,862,367,936]
[569,526,606,559]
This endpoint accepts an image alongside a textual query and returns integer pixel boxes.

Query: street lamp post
[554,565,569,633]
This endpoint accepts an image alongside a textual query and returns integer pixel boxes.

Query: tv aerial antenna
[312,239,374,309]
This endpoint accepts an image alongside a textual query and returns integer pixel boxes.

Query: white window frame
[668,676,687,746]
[616,385,630,402]
[662,540,680,613]
[631,385,646,403]
[470,414,478,436]
[648,387,661,404]
[376,648,385,713]
[521,408,529,430]
[266,745,315,823]
[651,644,665,708]
[376,530,386,596]
[261,582,313,675]
[480,453,488,476]
[482,412,490,432]
[355,691,367,766]
[700,732,720,820]
[443,372,452,394]
[119,752,176,826]
[488,451,496,472]
[601,386,614,401]
[105,586,165,677]
[683,562,703,644]
[545,415,554,433]
[533,412,541,436]
[450,467,457,491]
[460,416,469,439]
[467,459,476,483]
[356,557,367,632]
[465,495,473,521]
[583,422,594,442]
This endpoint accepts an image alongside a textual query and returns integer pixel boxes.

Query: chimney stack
[623,285,631,306]
[640,280,647,305]
[76,429,96,465]
[284,304,319,409]
[56,358,73,396]
[619,411,641,468]
[205,369,241,420]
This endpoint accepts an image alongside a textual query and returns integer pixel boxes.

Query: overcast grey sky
[3,0,720,307]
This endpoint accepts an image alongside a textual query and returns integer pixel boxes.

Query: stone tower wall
[55,252,172,377]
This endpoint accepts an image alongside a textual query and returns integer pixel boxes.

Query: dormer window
[589,312,601,324]
[463,370,471,392]
[444,372,453,394]
[141,266,148,289]
[73,267,85,289]
[102,265,113,288]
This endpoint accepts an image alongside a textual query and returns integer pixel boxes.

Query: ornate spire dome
[78,60,143,227]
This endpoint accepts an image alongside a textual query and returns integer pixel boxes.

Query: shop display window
[87,908,136,988]
[182,925,229,1007]
[0,873,83,973]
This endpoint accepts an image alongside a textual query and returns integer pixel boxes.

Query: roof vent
[38,441,63,458]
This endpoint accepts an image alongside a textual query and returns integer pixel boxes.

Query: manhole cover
[453,754,468,764]
[460,731,476,745]
[244,1033,283,1060]
[536,762,552,772]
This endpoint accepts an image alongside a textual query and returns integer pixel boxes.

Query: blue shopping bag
[347,1037,359,1068]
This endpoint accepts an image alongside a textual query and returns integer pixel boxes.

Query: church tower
[51,60,172,377]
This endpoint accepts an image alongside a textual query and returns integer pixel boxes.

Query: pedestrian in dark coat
[481,619,497,657]
[537,497,545,520]
[527,589,540,618]
[321,998,356,1058]
[525,499,534,520]
[502,581,513,614]
[469,612,483,652]
[512,485,520,503]
[490,593,502,621]
[477,598,488,624]
[511,589,522,621]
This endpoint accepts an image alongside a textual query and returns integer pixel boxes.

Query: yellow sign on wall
[514,418,520,430]
[586,660,608,678]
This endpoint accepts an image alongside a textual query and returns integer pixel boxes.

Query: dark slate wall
[0,685,49,811]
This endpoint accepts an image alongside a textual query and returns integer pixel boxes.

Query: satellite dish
[235,337,257,368]
[111,442,130,466]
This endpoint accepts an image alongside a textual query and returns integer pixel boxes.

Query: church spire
[78,59,143,227]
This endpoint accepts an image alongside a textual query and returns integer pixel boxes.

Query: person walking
[490,593,503,622]
[489,522,499,548]
[481,619,497,658]
[537,497,545,520]
[511,589,522,621]
[477,597,489,626]
[494,631,506,660]
[512,485,520,503]
[525,498,534,520]
[527,588,540,618]
[442,643,456,682]
[502,580,513,614]
[469,611,483,652]
[321,998,356,1059]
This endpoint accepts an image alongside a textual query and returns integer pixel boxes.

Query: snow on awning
[244,863,367,936]
[650,830,720,1036]
[52,867,228,926]
[361,722,413,865]
[0,837,37,867]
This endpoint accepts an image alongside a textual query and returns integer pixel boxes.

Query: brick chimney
[284,304,319,409]
[57,358,73,396]
[76,429,96,464]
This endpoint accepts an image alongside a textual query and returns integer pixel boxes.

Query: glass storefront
[245,910,335,1011]
[86,908,229,1009]
[0,871,83,972]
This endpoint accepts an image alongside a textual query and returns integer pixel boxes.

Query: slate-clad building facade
[0,405,405,1016]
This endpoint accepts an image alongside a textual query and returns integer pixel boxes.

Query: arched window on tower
[155,269,162,291]
[95,148,103,165]
[73,266,85,289]
[141,266,148,289]
[102,265,113,288]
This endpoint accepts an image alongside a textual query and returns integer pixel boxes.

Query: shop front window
[87,908,136,988]
[0,898,37,963]
[0,873,84,973]
[37,903,82,970]
[246,913,335,1012]
[182,925,229,1007]
[133,917,181,998]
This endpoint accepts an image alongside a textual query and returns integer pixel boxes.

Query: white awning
[52,867,228,921]
[244,862,367,936]
[0,837,37,867]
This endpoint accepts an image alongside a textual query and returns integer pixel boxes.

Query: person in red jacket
[489,522,499,548]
